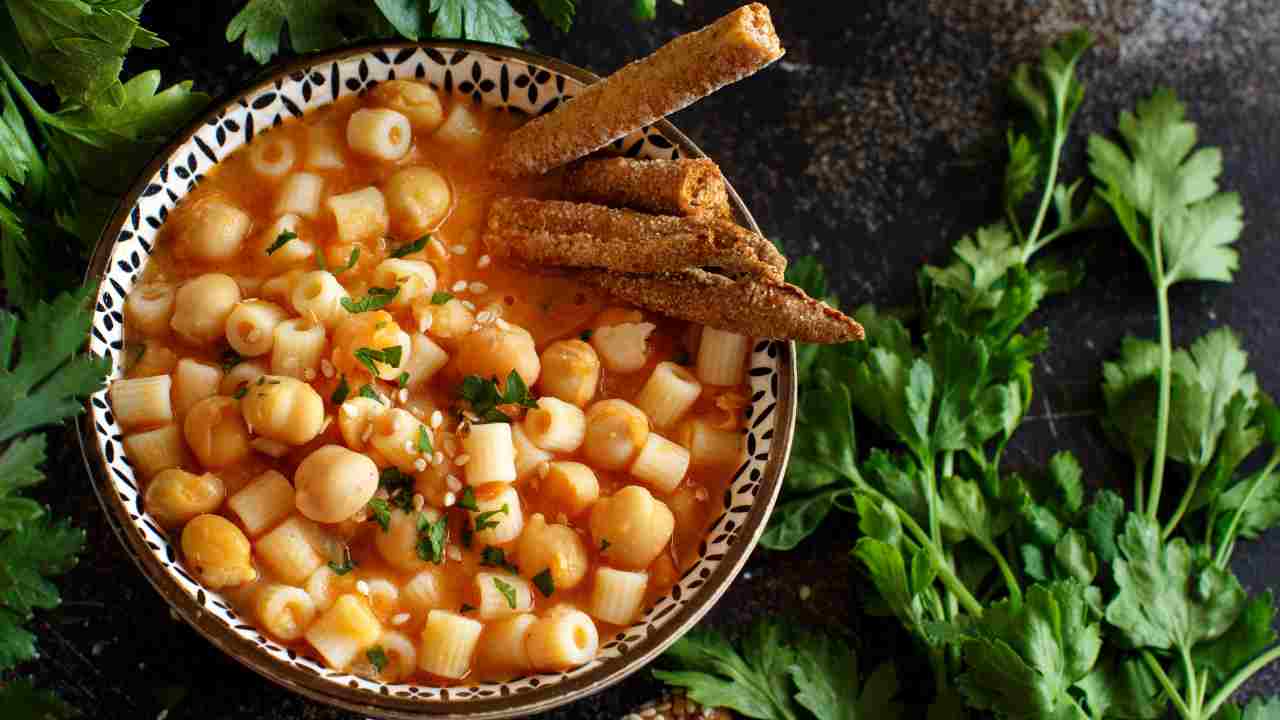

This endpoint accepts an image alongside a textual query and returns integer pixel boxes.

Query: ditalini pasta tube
[634,361,702,429]
[564,157,731,217]
[588,567,648,625]
[483,198,784,282]
[526,606,599,672]
[418,610,483,679]
[492,3,783,176]
[696,327,749,386]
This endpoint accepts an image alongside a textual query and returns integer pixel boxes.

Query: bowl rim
[76,39,797,719]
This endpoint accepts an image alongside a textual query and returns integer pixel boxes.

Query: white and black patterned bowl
[77,42,796,719]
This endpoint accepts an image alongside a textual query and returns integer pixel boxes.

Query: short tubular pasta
[542,461,600,518]
[305,566,343,612]
[369,408,431,474]
[470,483,523,545]
[462,423,517,487]
[226,469,294,536]
[375,630,418,682]
[634,361,702,429]
[226,300,288,357]
[526,606,599,672]
[364,578,400,618]
[401,567,449,616]
[306,594,383,670]
[347,108,412,161]
[172,359,222,418]
[131,343,178,378]
[680,418,744,470]
[629,432,690,494]
[274,172,324,218]
[588,567,648,625]
[247,133,297,178]
[328,186,389,244]
[383,166,452,236]
[122,424,187,479]
[256,515,326,585]
[290,270,349,329]
[696,327,749,386]
[480,614,536,673]
[401,333,449,388]
[124,282,175,336]
[261,270,304,307]
[372,258,437,308]
[109,375,174,429]
[271,318,327,380]
[418,610,483,679]
[254,584,316,641]
[179,198,252,262]
[523,396,586,454]
[474,571,534,619]
[511,424,552,481]
[170,273,242,345]
[304,121,346,169]
[259,214,314,270]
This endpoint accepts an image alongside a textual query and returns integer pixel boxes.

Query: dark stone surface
[19,1,1280,717]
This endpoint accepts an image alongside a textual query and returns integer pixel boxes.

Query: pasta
[114,85,757,684]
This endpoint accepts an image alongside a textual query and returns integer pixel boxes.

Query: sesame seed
[412,493,425,511]
[477,254,491,268]
[414,458,427,472]
[433,451,445,465]
[451,280,467,293]
[446,475,462,491]
[476,311,493,324]
[403,440,415,453]
[430,410,443,428]
[321,359,335,378]
[469,282,489,294]
[470,323,481,333]
[496,319,511,330]
[419,313,434,333]
[356,580,370,596]
[391,613,411,626]
[450,244,467,255]
[455,453,471,466]
[462,300,476,311]
[398,388,409,403]
[447,546,462,562]
[443,491,456,507]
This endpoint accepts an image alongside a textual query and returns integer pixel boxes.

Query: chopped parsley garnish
[390,235,429,258]
[367,498,391,531]
[415,513,448,564]
[532,568,555,597]
[473,504,508,532]
[460,603,476,614]
[600,538,611,553]
[233,385,248,400]
[354,345,403,376]
[461,524,474,549]
[265,229,297,255]
[331,375,350,404]
[417,426,433,454]
[480,546,518,574]
[397,371,410,388]
[128,342,146,366]
[379,467,416,513]
[220,348,243,372]
[493,577,517,609]
[459,371,537,423]
[358,383,382,402]
[673,350,690,366]
[328,547,356,575]
[457,486,478,511]
[366,646,388,673]
[318,246,360,274]
[341,286,399,313]
[579,329,593,341]
[430,291,453,305]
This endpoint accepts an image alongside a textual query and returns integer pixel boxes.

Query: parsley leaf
[265,229,296,255]
[790,632,902,720]
[0,678,78,719]
[429,0,529,47]
[492,576,517,608]
[457,486,478,511]
[357,383,382,402]
[430,291,453,305]
[653,621,802,720]
[0,436,44,531]
[367,645,389,673]
[353,345,403,376]
[227,0,378,64]
[416,425,433,454]
[390,235,429,258]
[415,513,448,563]
[473,504,507,532]
[220,348,243,372]
[480,545,518,574]
[534,0,576,33]
[341,286,399,314]
[328,546,357,576]
[331,375,350,404]
[367,498,392,532]
[0,515,85,669]
[531,568,554,597]
[459,371,536,423]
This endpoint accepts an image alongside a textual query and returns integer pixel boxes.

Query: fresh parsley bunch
[660,30,1280,720]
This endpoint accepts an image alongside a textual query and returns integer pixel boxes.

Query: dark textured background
[20,1,1280,717]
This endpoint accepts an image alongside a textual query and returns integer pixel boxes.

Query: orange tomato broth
[122,91,749,683]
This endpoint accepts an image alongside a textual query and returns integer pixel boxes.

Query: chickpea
[181,514,256,588]
[130,343,178,378]
[124,282,175,336]
[219,359,268,396]
[144,468,226,528]
[239,375,325,445]
[375,507,441,573]
[369,80,445,132]
[338,396,388,451]
[184,396,252,469]
[518,514,589,591]
[538,340,600,407]
[170,273,242,345]
[589,486,674,570]
[582,399,650,470]
[331,310,411,381]
[384,167,453,237]
[451,324,540,390]
[413,297,473,342]
[294,445,379,523]
[590,322,656,373]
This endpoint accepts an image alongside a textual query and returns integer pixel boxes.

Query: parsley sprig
[459,371,537,423]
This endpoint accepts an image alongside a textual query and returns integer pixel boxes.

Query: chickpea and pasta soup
[110,80,753,684]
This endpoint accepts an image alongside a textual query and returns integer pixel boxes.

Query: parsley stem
[1021,127,1066,261]
[1142,651,1193,720]
[1214,448,1280,568]
[1134,461,1147,516]
[1179,647,1200,719]
[1204,644,1280,719]
[1161,465,1204,541]
[1146,276,1174,520]
[979,539,1023,609]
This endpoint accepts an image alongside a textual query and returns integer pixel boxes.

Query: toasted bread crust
[484,197,786,282]
[563,157,732,218]
[492,4,784,176]
[577,269,864,343]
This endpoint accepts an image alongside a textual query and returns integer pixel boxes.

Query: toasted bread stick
[563,158,732,218]
[493,4,784,176]
[484,197,786,282]
[577,269,864,344]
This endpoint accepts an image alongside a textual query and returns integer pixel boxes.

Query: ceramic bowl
[77,41,796,719]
